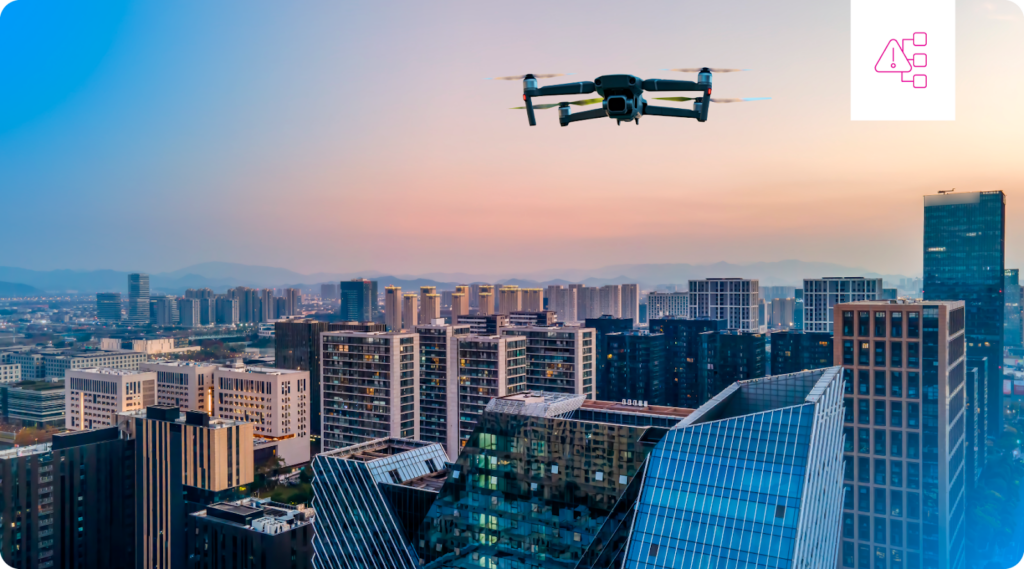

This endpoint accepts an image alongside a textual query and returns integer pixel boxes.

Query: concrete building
[771,296,797,329]
[285,287,301,317]
[97,292,123,322]
[545,284,563,312]
[421,292,441,324]
[140,360,216,414]
[649,317,728,408]
[455,335,526,444]
[770,330,833,375]
[477,285,495,315]
[587,316,635,401]
[0,362,20,383]
[152,295,179,326]
[469,283,485,309]
[835,299,966,569]
[688,278,763,332]
[521,288,544,312]
[803,277,883,333]
[698,330,767,403]
[44,348,146,380]
[66,368,157,430]
[128,273,150,324]
[498,285,521,314]
[384,285,402,331]
[417,323,472,455]
[0,380,65,427]
[216,297,239,325]
[599,284,622,317]
[575,285,601,320]
[402,293,419,330]
[321,282,340,302]
[260,288,275,321]
[605,329,667,404]
[228,287,262,323]
[187,498,315,569]
[320,331,419,451]
[214,364,310,467]
[621,283,640,321]
[199,297,215,325]
[450,292,468,323]
[647,291,689,320]
[501,325,594,398]
[178,298,201,327]
[508,310,556,327]
[457,313,509,335]
[1006,268,1022,349]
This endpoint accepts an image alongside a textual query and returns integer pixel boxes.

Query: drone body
[506,68,766,127]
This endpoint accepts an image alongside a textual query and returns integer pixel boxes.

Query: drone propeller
[666,68,749,73]
[654,96,770,103]
[489,73,569,81]
[510,97,603,110]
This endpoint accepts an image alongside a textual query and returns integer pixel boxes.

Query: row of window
[842,311,921,338]
[845,399,920,429]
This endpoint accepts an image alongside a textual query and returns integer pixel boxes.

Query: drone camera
[605,95,633,116]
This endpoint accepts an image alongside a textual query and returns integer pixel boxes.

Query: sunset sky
[1,0,1022,276]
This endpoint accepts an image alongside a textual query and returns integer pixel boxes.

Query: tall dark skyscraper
[649,317,727,408]
[698,330,766,404]
[923,190,1005,436]
[605,330,667,404]
[585,316,634,400]
[339,279,378,322]
[1004,268,1022,349]
[770,330,833,375]
[128,273,150,324]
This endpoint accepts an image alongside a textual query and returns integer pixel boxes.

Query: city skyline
[1,1,1023,275]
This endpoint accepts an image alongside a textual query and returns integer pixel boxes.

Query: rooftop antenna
[938,188,956,194]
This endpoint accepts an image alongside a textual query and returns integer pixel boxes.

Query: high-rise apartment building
[501,326,594,398]
[627,367,846,569]
[475,284,494,312]
[576,285,601,320]
[141,360,216,414]
[771,297,797,329]
[620,283,640,321]
[803,277,883,333]
[1005,269,1022,349]
[320,331,419,451]
[421,292,441,323]
[199,297,215,325]
[688,278,763,332]
[185,288,214,300]
[924,190,1004,438]
[649,317,728,408]
[456,313,508,335]
[698,330,766,403]
[586,316,634,400]
[285,287,301,317]
[339,279,378,322]
[97,292,122,322]
[520,288,543,312]
[599,284,622,317]
[507,310,556,327]
[605,330,666,404]
[402,293,419,330]
[214,364,310,466]
[647,291,689,320]
[545,284,563,312]
[417,323,472,455]
[65,368,157,430]
[384,285,403,331]
[178,298,201,327]
[320,282,340,302]
[450,292,468,323]
[455,335,526,444]
[260,288,274,321]
[770,330,833,375]
[497,285,521,314]
[215,297,239,324]
[128,273,150,324]
[835,299,966,569]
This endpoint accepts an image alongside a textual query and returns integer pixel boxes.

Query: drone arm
[641,79,708,92]
[642,104,700,119]
[526,81,597,97]
[558,107,606,127]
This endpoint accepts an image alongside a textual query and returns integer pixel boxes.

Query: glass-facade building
[923,190,1004,438]
[623,366,846,569]
[771,330,834,375]
[697,330,767,405]
[835,300,967,569]
[1004,269,1021,349]
[586,317,634,400]
[340,279,380,322]
[649,318,727,408]
[605,330,667,405]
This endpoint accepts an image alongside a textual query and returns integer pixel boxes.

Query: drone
[495,68,768,127]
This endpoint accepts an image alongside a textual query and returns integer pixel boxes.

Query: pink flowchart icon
[875,32,928,88]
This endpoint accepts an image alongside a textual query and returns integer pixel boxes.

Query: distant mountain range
[0,281,43,297]
[0,261,917,295]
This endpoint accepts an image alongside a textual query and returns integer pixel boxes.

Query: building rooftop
[580,399,694,420]
[70,367,152,376]
[6,380,64,391]
[486,391,587,418]
[142,360,217,368]
[319,437,449,491]
[216,365,304,376]
[840,299,964,306]
[196,498,315,535]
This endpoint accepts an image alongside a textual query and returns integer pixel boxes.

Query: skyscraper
[402,293,419,329]
[477,285,494,315]
[770,330,833,375]
[421,292,441,323]
[586,316,634,400]
[502,325,595,398]
[688,278,763,332]
[497,285,521,314]
[649,317,727,408]
[836,299,967,569]
[128,273,150,324]
[599,284,622,317]
[260,288,274,321]
[178,298,201,327]
[455,335,527,444]
[605,330,667,404]
[620,283,640,321]
[923,190,1004,437]
[384,285,403,330]
[285,287,301,317]
[416,322,472,455]
[646,291,689,319]
[803,277,883,333]
[97,292,122,322]
[339,279,378,321]
[698,330,766,403]
[1005,269,1021,349]
[450,292,468,323]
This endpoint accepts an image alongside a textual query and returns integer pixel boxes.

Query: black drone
[495,68,768,127]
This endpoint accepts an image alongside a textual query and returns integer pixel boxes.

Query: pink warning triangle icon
[876,39,912,73]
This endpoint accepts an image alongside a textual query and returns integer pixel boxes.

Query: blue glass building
[923,190,1004,437]
[339,279,379,322]
[622,367,846,569]
[605,330,668,405]
[1004,269,1022,350]
[698,330,767,404]
[770,330,833,375]
[648,317,727,408]
[586,316,635,400]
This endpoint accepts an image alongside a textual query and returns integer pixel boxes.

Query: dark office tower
[770,330,833,375]
[339,279,378,322]
[128,273,150,324]
[586,316,634,399]
[605,330,667,404]
[965,355,988,488]
[199,297,215,325]
[0,427,135,569]
[924,190,1005,437]
[649,317,727,408]
[97,292,122,322]
[835,300,966,569]
[1005,269,1022,349]
[697,330,766,403]
[794,288,804,329]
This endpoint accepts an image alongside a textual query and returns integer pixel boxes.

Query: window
[846,459,855,481]
[859,312,871,336]
[858,370,870,395]
[844,368,854,394]
[858,486,870,512]
[843,311,855,336]
[859,515,871,541]
[859,429,871,453]
[775,505,786,519]
[908,522,920,549]
[859,456,871,482]
[891,312,903,338]
[874,518,886,544]
[874,487,887,515]
[859,342,871,366]
[907,463,920,490]
[907,342,919,368]
[890,519,903,547]
[875,401,886,426]
[648,544,659,557]
[845,484,855,510]
[907,372,919,398]
[874,459,886,485]
[890,371,903,398]
[907,312,920,338]
[890,342,902,368]
[843,514,856,539]
[874,342,886,366]
[859,400,871,425]
[845,398,855,423]
[891,402,902,427]
[890,461,903,488]
[874,312,886,337]
[874,429,886,455]
[907,493,921,520]
[891,431,903,457]
[907,433,919,460]
[844,341,855,365]
[844,427,855,452]
[907,403,919,429]
[874,371,886,396]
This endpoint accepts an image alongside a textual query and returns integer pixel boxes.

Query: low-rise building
[65,368,156,430]
[0,380,66,427]
[187,498,315,569]
[0,362,20,383]
[140,360,217,414]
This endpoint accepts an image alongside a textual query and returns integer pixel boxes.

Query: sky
[0,0,1022,277]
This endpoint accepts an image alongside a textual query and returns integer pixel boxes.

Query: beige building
[478,290,495,315]
[140,360,217,414]
[0,363,20,383]
[421,293,441,323]
[451,292,469,323]
[213,364,310,466]
[66,368,156,430]
[498,286,521,314]
[621,284,640,321]
[385,285,403,331]
[576,286,601,320]
[600,284,622,317]
[521,288,544,312]
[403,293,419,330]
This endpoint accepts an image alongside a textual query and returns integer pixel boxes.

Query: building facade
[803,277,883,333]
[688,278,763,332]
[66,368,156,430]
[97,292,123,322]
[187,498,315,569]
[586,316,635,400]
[128,273,150,324]
[417,323,472,456]
[141,360,217,414]
[455,335,526,445]
[835,300,967,569]
[1005,269,1022,349]
[340,279,378,322]
[646,291,689,320]
[697,330,766,404]
[501,325,594,398]
[605,330,667,405]
[385,286,403,331]
[649,317,727,408]
[770,330,834,375]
